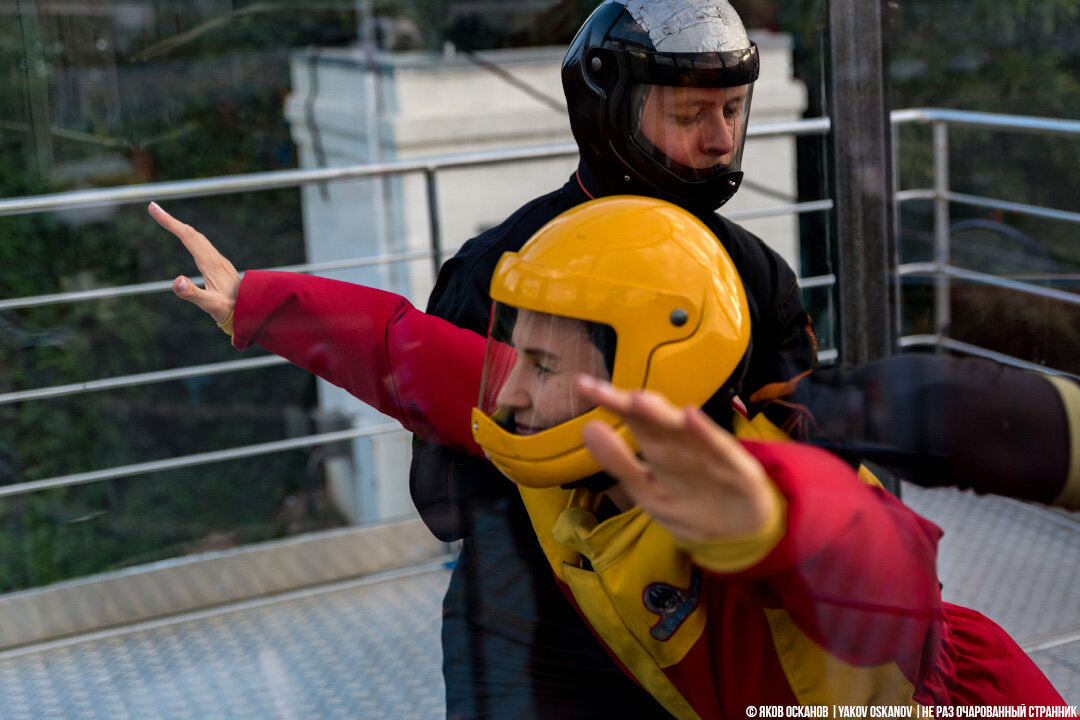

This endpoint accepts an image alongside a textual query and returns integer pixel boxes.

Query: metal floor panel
[902,483,1080,703]
[0,563,451,720]
[3,485,1078,718]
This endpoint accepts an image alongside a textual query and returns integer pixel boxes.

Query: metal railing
[0,117,834,501]
[891,108,1080,367]
[3,109,1079,503]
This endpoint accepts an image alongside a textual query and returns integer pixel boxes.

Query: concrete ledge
[0,518,448,651]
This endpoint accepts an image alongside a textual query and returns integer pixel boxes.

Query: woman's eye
[532,362,553,377]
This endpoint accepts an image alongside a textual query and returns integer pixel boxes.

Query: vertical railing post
[425,167,443,278]
[17,0,56,176]
[932,120,951,348]
[828,0,898,369]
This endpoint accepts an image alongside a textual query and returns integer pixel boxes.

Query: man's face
[494,310,611,435]
[635,84,749,174]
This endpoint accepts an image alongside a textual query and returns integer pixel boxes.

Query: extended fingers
[575,376,685,438]
[576,374,634,414]
[148,202,220,269]
[582,419,652,487]
[172,274,231,322]
[150,203,239,324]
[682,405,742,459]
[622,390,686,438]
[173,276,197,299]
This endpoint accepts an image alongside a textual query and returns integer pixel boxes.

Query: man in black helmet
[412,1,816,718]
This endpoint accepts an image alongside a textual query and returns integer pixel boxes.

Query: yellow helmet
[471,195,751,488]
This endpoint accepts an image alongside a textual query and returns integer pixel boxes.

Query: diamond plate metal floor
[903,483,1080,703]
[0,562,451,720]
[1,486,1077,718]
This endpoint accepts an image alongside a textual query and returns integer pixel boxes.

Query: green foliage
[888,0,1080,369]
[774,0,1080,362]
[0,2,359,593]
[5,0,1078,594]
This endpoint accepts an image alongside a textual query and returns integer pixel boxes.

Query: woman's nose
[494,363,530,410]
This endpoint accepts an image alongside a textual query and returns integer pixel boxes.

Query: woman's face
[493,310,611,435]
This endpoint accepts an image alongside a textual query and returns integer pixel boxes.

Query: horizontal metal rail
[3,109,1071,221]
[4,108,1075,499]
[897,188,1080,226]
[899,262,1080,306]
[892,108,1080,137]
[900,334,1076,377]
[0,145,573,219]
[947,191,1080,226]
[0,355,289,406]
[0,117,833,220]
[797,273,836,290]
[1,248,436,312]
[0,423,403,499]
[895,189,936,203]
[725,198,833,222]
[3,270,839,405]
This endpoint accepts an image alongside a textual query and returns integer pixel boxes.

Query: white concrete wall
[724,30,808,276]
[284,34,807,524]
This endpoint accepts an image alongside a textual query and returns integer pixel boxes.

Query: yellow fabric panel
[856,464,885,489]
[764,608,920,707]
[679,482,787,574]
[733,410,792,441]
[551,491,707,667]
[563,565,703,720]
[517,485,580,581]
[1044,374,1080,510]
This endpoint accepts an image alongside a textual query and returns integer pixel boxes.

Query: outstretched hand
[148,202,239,325]
[576,376,777,544]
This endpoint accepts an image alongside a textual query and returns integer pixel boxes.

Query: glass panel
[890,0,1080,373]
[883,0,1080,704]
[12,1,1077,717]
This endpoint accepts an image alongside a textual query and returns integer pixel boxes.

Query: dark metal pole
[425,167,443,276]
[828,0,899,369]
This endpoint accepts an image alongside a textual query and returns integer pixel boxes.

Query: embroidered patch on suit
[643,569,702,640]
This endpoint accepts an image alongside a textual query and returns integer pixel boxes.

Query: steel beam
[828,0,898,368]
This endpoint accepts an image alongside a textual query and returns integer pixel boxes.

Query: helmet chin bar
[613,166,745,212]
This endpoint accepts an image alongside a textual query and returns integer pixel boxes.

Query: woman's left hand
[148,202,240,326]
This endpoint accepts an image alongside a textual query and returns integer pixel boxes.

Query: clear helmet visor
[629,82,753,183]
[478,303,617,437]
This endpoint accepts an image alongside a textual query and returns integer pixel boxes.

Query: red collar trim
[575,169,596,200]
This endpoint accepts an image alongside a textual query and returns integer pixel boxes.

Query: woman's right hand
[148,202,240,325]
[575,376,777,545]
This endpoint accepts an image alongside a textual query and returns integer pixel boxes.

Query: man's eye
[674,113,701,126]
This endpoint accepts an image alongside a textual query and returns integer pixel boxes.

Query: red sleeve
[741,440,945,684]
[232,270,485,456]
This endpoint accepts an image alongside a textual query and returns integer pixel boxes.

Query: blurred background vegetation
[1,0,1078,592]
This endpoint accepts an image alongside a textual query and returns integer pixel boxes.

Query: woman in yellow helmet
[151,197,1067,717]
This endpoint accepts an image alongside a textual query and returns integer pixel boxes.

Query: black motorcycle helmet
[562,0,759,210]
